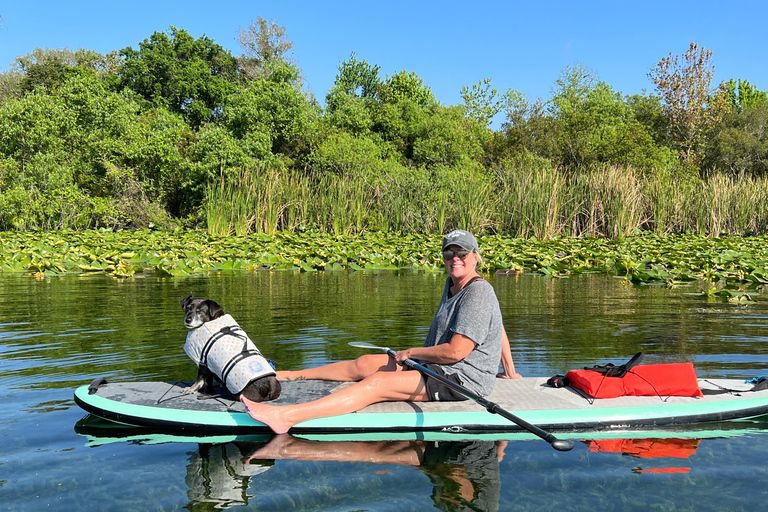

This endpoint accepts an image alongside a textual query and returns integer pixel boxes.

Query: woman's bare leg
[244,435,423,466]
[241,370,429,434]
[276,354,397,382]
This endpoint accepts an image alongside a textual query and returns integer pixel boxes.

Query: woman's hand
[396,335,476,366]
[496,371,522,379]
[394,349,413,365]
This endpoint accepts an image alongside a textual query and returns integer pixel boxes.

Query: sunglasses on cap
[442,249,471,260]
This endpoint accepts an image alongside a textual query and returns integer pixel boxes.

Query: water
[2,270,768,511]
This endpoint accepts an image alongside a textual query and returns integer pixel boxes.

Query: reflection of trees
[183,436,504,511]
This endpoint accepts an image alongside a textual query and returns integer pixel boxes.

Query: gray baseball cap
[442,229,479,252]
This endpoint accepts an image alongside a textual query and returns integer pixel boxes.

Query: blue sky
[1,1,766,114]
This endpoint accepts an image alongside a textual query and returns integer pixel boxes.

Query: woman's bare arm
[497,327,521,379]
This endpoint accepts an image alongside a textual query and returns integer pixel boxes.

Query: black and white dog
[180,295,281,402]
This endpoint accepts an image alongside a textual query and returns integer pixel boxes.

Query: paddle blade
[552,439,575,451]
[348,341,392,353]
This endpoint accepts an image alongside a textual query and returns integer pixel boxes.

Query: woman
[241,229,521,433]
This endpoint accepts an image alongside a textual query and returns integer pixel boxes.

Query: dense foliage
[0,22,766,235]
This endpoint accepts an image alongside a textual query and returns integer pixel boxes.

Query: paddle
[349,341,574,452]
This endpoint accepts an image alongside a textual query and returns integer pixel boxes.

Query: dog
[180,295,281,403]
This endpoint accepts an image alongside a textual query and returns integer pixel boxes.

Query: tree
[223,76,315,158]
[8,48,121,96]
[381,70,434,106]
[725,79,767,114]
[548,64,600,168]
[648,43,730,167]
[237,17,298,81]
[497,65,672,172]
[411,104,486,168]
[325,53,381,111]
[496,93,561,165]
[626,92,670,147]
[704,100,768,176]
[461,78,501,127]
[117,27,240,128]
[549,63,598,115]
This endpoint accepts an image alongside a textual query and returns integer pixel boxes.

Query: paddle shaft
[384,348,574,451]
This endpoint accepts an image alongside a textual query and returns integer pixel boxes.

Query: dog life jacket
[184,314,274,394]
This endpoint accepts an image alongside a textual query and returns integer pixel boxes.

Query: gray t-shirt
[423,277,503,396]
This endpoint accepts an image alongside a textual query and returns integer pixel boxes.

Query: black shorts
[421,364,469,402]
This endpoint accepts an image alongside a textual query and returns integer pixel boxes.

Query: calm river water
[2,270,768,511]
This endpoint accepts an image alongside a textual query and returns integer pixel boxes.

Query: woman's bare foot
[240,396,294,434]
[242,434,297,463]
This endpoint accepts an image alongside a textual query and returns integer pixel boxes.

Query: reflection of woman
[421,440,503,512]
[242,230,521,433]
[245,435,505,512]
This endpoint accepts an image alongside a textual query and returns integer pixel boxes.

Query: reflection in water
[585,437,700,474]
[185,442,272,511]
[6,271,768,510]
[184,436,505,512]
[419,440,503,512]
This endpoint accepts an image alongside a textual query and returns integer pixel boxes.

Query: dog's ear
[180,295,194,310]
[206,299,224,319]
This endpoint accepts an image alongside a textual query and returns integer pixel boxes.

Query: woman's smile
[444,244,476,281]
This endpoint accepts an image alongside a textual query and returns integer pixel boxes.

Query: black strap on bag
[546,353,645,390]
[584,352,645,378]
[581,352,656,403]
[752,376,768,391]
[546,374,569,388]
[701,375,768,396]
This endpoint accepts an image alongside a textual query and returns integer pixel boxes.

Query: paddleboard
[74,377,768,435]
[73,413,768,448]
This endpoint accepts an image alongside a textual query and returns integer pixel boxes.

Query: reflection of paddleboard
[74,377,768,435]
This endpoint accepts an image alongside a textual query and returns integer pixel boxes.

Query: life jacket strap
[221,349,266,384]
[199,325,249,369]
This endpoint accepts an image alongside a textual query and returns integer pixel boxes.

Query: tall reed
[496,167,566,238]
[205,170,253,236]
[205,163,768,238]
[572,167,645,238]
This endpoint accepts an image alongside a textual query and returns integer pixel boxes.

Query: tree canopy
[1,27,766,233]
[117,27,240,127]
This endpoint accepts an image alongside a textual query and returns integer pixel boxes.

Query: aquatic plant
[2,230,768,301]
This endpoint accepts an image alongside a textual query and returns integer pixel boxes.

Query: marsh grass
[495,167,565,238]
[205,171,252,236]
[206,163,768,238]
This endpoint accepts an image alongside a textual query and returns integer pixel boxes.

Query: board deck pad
[74,377,768,434]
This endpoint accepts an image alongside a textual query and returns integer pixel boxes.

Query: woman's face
[443,244,478,281]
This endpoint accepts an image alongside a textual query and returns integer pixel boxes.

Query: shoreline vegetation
[1,230,767,302]
[1,23,767,299]
[205,165,768,239]
[1,26,766,237]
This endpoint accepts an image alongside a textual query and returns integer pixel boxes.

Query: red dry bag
[566,362,703,399]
